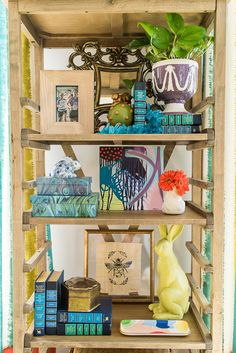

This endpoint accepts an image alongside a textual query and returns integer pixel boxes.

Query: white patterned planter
[152,59,198,113]
[162,190,185,215]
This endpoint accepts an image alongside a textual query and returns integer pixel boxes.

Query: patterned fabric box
[36,177,92,196]
[30,193,99,218]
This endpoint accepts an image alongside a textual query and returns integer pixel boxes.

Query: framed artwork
[99,146,163,211]
[40,70,94,134]
[84,229,154,302]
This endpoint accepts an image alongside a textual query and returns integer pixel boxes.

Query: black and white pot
[152,59,198,113]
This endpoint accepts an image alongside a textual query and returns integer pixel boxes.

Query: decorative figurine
[149,224,190,320]
[49,157,81,178]
[159,170,189,214]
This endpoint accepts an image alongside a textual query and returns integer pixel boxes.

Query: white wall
[44,48,192,281]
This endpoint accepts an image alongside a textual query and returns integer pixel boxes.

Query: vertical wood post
[33,43,47,272]
[212,0,226,352]
[191,56,203,309]
[9,1,25,352]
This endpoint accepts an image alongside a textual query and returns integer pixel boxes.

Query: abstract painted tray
[120,319,191,336]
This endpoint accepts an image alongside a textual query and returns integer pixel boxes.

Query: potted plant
[128,13,213,113]
[159,170,189,214]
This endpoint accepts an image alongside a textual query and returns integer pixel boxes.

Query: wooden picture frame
[40,70,94,134]
[84,229,155,303]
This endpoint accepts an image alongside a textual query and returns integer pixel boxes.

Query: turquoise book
[34,271,52,336]
[46,270,64,335]
[57,296,112,324]
[57,323,112,336]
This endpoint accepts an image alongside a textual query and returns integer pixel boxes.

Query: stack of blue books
[57,296,112,336]
[33,271,112,336]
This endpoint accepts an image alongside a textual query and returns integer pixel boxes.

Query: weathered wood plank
[23,241,52,272]
[18,0,216,14]
[186,241,213,273]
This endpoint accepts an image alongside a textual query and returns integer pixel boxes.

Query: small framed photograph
[84,229,154,302]
[40,70,94,134]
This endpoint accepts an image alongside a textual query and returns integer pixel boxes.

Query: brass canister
[61,277,100,312]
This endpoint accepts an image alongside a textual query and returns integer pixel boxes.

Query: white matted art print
[96,242,142,295]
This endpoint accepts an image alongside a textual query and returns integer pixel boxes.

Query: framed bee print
[40,70,94,134]
[84,229,154,302]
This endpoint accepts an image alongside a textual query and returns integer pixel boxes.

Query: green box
[90,324,96,335]
[65,324,76,335]
[84,324,89,335]
[77,324,83,335]
[97,324,103,335]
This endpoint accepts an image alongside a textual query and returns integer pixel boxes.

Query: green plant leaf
[166,13,184,34]
[177,25,206,50]
[138,21,156,38]
[126,37,150,49]
[123,79,136,90]
[151,26,173,50]
[171,46,189,58]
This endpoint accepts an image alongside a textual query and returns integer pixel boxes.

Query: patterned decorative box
[30,193,99,218]
[36,177,92,196]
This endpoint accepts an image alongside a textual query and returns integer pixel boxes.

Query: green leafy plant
[127,13,213,63]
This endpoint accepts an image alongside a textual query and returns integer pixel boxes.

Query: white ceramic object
[162,189,185,215]
[152,59,198,113]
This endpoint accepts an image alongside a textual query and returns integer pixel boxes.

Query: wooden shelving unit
[9,1,226,353]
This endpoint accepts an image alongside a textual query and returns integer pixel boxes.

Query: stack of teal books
[57,297,112,336]
[33,271,112,336]
[161,113,202,133]
[31,176,99,217]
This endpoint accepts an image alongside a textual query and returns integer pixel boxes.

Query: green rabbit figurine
[149,224,190,320]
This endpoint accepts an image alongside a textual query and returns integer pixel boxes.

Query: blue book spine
[34,277,47,336]
[46,271,64,335]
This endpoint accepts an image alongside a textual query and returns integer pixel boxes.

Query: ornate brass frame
[68,41,152,132]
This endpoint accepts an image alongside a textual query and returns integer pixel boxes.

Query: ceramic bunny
[149,224,190,320]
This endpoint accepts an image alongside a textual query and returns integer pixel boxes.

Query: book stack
[161,113,202,133]
[33,272,112,336]
[31,176,99,218]
[133,81,146,126]
[57,296,112,336]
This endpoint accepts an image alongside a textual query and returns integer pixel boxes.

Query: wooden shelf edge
[18,0,216,14]
[23,292,34,314]
[23,241,51,272]
[190,300,212,350]
[25,132,209,145]
[20,97,40,113]
[191,96,215,114]
[186,201,213,225]
[23,206,207,226]
[187,274,212,314]
[189,178,214,190]
[186,242,213,273]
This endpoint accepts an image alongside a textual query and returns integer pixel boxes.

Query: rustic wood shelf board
[19,1,216,14]
[29,303,207,350]
[27,207,207,226]
[26,133,209,145]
